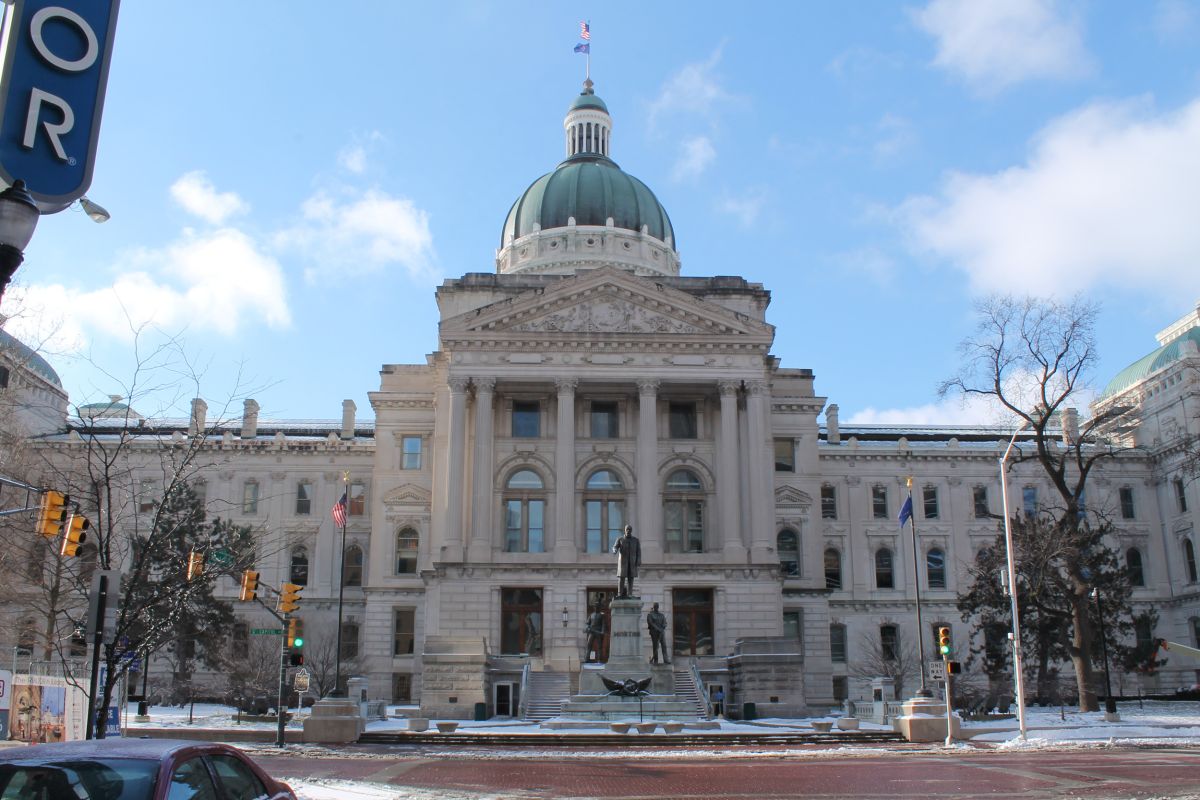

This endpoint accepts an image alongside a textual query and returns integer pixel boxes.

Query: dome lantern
[564,78,611,159]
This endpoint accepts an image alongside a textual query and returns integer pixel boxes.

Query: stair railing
[689,659,713,719]
[517,662,531,720]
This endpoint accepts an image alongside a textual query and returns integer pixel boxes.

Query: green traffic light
[293,637,303,647]
[939,645,950,655]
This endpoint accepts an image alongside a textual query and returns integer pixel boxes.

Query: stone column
[467,377,495,561]
[554,378,579,559]
[444,376,470,561]
[637,379,661,561]
[717,380,743,555]
[745,380,773,560]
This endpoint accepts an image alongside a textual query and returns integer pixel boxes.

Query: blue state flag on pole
[574,42,590,54]
[898,496,913,529]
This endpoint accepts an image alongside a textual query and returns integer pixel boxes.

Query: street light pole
[0,180,41,304]
[999,422,1030,741]
[1091,588,1119,719]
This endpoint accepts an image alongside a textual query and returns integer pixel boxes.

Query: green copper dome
[501,154,675,248]
[1101,326,1200,397]
[0,327,61,388]
[568,92,608,113]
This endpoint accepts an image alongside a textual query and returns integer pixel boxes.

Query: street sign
[928,660,947,681]
[212,548,233,565]
[251,628,284,636]
[0,0,122,208]
[292,669,309,693]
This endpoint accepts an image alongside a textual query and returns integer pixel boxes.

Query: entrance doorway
[586,587,617,662]
[494,682,520,717]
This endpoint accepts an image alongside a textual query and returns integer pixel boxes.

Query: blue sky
[5,1,1200,425]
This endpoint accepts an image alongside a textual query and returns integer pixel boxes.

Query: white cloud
[846,393,1015,426]
[276,189,435,282]
[647,45,736,131]
[913,0,1091,93]
[169,171,249,224]
[896,96,1200,300]
[671,136,717,182]
[8,229,291,353]
[716,189,766,229]
[337,131,385,175]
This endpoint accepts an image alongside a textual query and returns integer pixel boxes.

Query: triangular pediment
[775,485,813,508]
[382,483,432,506]
[443,267,773,341]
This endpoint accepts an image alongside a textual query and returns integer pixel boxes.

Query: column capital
[637,378,660,396]
[555,377,579,395]
[718,380,740,397]
[448,376,471,393]
[745,379,769,396]
[473,376,496,393]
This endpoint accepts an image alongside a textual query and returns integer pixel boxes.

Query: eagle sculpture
[600,675,653,697]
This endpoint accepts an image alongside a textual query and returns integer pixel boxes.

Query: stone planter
[662,722,685,734]
[436,722,459,733]
[835,717,860,731]
[635,722,657,734]
[407,718,429,732]
[610,723,631,734]
[811,721,834,733]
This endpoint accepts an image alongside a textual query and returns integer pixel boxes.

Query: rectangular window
[232,623,248,659]
[923,486,939,519]
[590,401,619,438]
[880,625,899,661]
[401,435,422,469]
[505,499,545,553]
[501,588,543,656]
[774,438,795,472]
[241,481,259,515]
[585,499,625,554]
[664,499,704,553]
[396,528,419,574]
[783,610,803,648]
[672,588,714,656]
[392,673,412,702]
[138,482,157,514]
[349,481,366,516]
[512,401,540,437]
[829,624,847,663]
[1022,486,1038,517]
[393,609,415,656]
[295,483,311,515]
[1119,487,1136,520]
[668,402,698,439]
[821,486,837,519]
[872,485,888,519]
[832,676,848,702]
[340,622,360,660]
[973,486,990,518]
[1176,478,1188,513]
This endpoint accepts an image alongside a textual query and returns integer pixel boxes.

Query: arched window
[926,547,946,589]
[824,548,842,590]
[584,469,626,554]
[504,469,545,553]
[1126,547,1145,587]
[875,547,894,589]
[664,469,705,553]
[396,528,419,574]
[777,529,800,577]
[340,622,360,660]
[290,547,309,586]
[343,544,363,587]
[1186,539,1198,583]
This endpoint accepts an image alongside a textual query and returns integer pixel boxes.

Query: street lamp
[79,196,111,223]
[0,180,41,303]
[1091,588,1119,720]
[999,420,1030,741]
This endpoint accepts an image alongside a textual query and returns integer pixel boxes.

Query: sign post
[0,0,121,209]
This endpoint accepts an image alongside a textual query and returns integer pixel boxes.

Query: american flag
[579,21,590,40]
[331,492,348,527]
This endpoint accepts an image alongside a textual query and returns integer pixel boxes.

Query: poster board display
[10,675,88,742]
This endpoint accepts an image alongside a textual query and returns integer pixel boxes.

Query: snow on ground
[122,700,1200,799]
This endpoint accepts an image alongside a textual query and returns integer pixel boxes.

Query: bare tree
[849,632,919,700]
[941,294,1136,711]
[302,624,362,699]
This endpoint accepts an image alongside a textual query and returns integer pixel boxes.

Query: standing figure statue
[612,524,641,598]
[584,606,606,663]
[647,602,669,665]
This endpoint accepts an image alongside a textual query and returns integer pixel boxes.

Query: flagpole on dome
[901,476,931,697]
[332,471,350,696]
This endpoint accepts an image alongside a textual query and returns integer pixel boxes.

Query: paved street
[255,744,1200,799]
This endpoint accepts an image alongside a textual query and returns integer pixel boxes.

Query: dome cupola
[497,80,679,277]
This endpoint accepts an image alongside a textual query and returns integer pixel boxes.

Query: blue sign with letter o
[0,0,121,209]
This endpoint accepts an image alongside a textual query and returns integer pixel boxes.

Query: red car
[0,738,297,799]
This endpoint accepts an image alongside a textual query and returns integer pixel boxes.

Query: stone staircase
[672,668,709,719]
[522,671,572,722]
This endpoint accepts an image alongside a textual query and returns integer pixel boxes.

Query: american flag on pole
[579,21,590,40]
[331,492,348,527]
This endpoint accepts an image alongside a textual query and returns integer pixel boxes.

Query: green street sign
[212,549,233,565]
[251,628,284,636]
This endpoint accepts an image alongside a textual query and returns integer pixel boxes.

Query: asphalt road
[254,744,1200,799]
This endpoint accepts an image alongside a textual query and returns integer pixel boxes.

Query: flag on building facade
[332,492,347,527]
[898,496,913,529]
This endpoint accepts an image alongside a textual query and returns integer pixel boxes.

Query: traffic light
[238,570,259,602]
[60,512,89,557]
[286,618,304,648]
[186,550,204,581]
[937,626,952,656]
[36,490,68,537]
[278,582,303,614]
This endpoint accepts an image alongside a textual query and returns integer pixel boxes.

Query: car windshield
[0,758,158,800]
